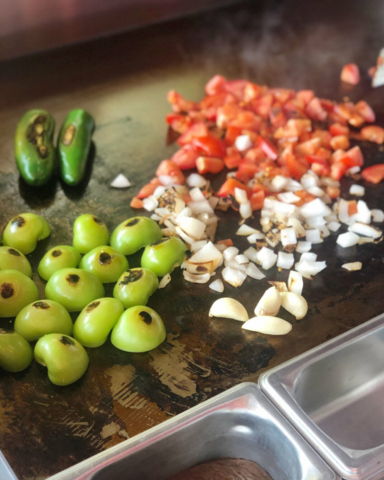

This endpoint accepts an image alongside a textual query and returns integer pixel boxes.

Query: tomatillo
[38,245,81,281]
[79,246,128,283]
[3,213,51,255]
[15,300,73,342]
[0,329,33,372]
[73,297,124,348]
[111,306,166,353]
[110,216,162,255]
[0,270,39,318]
[34,334,89,386]
[141,237,187,277]
[73,214,109,254]
[0,246,32,277]
[45,268,105,312]
[113,268,158,309]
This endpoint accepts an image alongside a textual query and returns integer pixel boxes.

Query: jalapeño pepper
[57,109,95,186]
[15,109,55,186]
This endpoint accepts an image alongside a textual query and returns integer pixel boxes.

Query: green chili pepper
[141,237,187,277]
[79,245,128,283]
[0,270,39,318]
[73,297,124,348]
[15,109,55,186]
[113,268,158,309]
[34,334,89,386]
[3,213,51,255]
[0,246,32,277]
[57,109,95,186]
[38,245,81,281]
[111,306,166,353]
[110,216,162,255]
[73,214,109,254]
[0,329,33,372]
[15,300,73,342]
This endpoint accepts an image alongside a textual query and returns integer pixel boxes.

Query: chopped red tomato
[229,111,261,131]
[244,82,262,102]
[312,130,331,148]
[205,75,227,95]
[295,138,321,156]
[165,114,193,134]
[251,94,274,118]
[348,113,364,128]
[294,190,317,206]
[217,178,251,197]
[362,164,384,184]
[252,182,270,194]
[192,136,226,158]
[311,162,331,177]
[340,64,360,85]
[361,126,384,144]
[330,135,350,151]
[137,178,162,199]
[258,137,278,160]
[250,191,265,210]
[216,104,245,128]
[217,238,234,246]
[245,147,266,163]
[156,160,185,184]
[224,80,248,100]
[286,153,309,180]
[306,97,327,121]
[326,186,340,199]
[171,145,200,170]
[334,103,353,120]
[355,100,375,123]
[196,157,224,174]
[167,90,197,113]
[269,106,287,127]
[177,122,209,146]
[296,90,315,105]
[340,146,364,167]
[329,123,349,137]
[224,153,242,169]
[314,147,332,160]
[306,155,329,166]
[130,197,144,209]
[236,160,259,182]
[330,162,348,180]
[225,126,242,146]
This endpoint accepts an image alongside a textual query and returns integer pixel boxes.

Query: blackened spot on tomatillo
[66,274,80,286]
[86,301,100,312]
[52,250,62,257]
[126,218,140,227]
[119,270,143,285]
[93,217,104,226]
[60,336,75,346]
[8,248,21,257]
[98,252,113,265]
[152,238,168,246]
[33,301,50,309]
[12,216,25,228]
[139,311,152,325]
[1,283,14,299]
[196,265,208,273]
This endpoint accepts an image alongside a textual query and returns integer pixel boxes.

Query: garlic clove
[254,286,281,317]
[209,298,249,322]
[280,292,308,320]
[242,316,292,335]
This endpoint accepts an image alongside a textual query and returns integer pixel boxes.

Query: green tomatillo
[73,297,124,348]
[34,334,89,386]
[0,270,39,318]
[3,213,51,255]
[38,245,81,281]
[113,268,158,309]
[79,246,128,283]
[141,237,187,277]
[110,217,162,255]
[0,246,32,277]
[0,329,33,372]
[73,214,109,254]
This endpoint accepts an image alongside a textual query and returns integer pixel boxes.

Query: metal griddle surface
[0,0,383,478]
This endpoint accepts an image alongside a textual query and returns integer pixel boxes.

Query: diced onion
[223,246,240,261]
[143,195,159,212]
[342,262,362,271]
[300,198,331,219]
[306,216,326,228]
[209,279,224,292]
[234,188,249,205]
[327,221,341,232]
[158,175,176,186]
[280,228,297,246]
[270,175,289,192]
[277,192,300,204]
[305,229,323,244]
[287,218,306,238]
[295,260,327,276]
[186,174,207,188]
[187,242,223,274]
[247,232,266,243]
[288,271,303,295]
[159,274,171,288]
[235,254,249,264]
[307,186,325,197]
[350,185,365,196]
[243,247,259,263]
[153,186,168,198]
[110,173,131,188]
[189,187,206,202]
[348,222,382,239]
[300,252,317,262]
[240,201,252,219]
[301,173,318,190]
[224,260,247,273]
[358,236,374,245]
[222,267,247,287]
[190,240,208,252]
[277,252,294,269]
[336,232,359,248]
[236,224,261,236]
[246,262,266,280]
[296,241,312,253]
[353,200,371,224]
[183,271,211,283]
[177,216,206,240]
[371,209,384,223]
[256,247,278,270]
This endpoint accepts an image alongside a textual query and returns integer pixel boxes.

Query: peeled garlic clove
[254,286,281,317]
[242,316,292,335]
[209,298,249,322]
[280,292,308,320]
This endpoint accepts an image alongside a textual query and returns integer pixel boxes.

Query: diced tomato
[368,66,377,78]
[329,123,349,137]
[137,178,162,199]
[167,90,197,113]
[196,156,224,174]
[236,160,259,182]
[314,147,332,160]
[355,100,376,123]
[319,98,336,112]
[328,111,348,126]
[347,200,358,216]
[330,149,346,164]
[188,111,206,122]
[251,94,274,118]
[340,64,360,85]
[294,190,317,206]
[250,190,265,210]
[311,162,330,177]
[295,138,321,156]
[156,160,185,184]
[192,136,226,158]
[286,153,309,180]
[269,88,295,104]
[165,114,193,134]
[225,126,242,146]
[340,146,364,167]
[330,162,348,180]
[348,113,365,128]
[252,182,270,194]
[216,104,244,128]
[229,111,262,131]
[306,155,329,166]
[245,147,266,163]
[130,197,143,209]
[306,97,327,121]
[224,153,242,169]
[312,130,331,148]
[205,75,227,95]
[244,82,262,102]
[296,90,315,105]
[224,80,248,100]
[217,178,251,197]
[361,164,384,184]
[326,186,340,199]
[334,103,353,121]
[283,119,311,137]
[361,126,384,144]
[199,92,236,120]
[258,137,278,160]
[171,145,200,170]
[217,238,234,246]
[177,122,210,146]
[269,106,287,127]
[330,135,350,151]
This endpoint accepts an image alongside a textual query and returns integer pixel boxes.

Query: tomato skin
[177,122,210,146]
[156,160,185,184]
[217,239,233,247]
[340,146,364,167]
[171,145,200,170]
[306,155,329,166]
[251,94,274,118]
[306,97,327,121]
[167,90,197,113]
[355,100,375,123]
[216,104,244,128]
[296,90,315,105]
[130,197,143,209]
[258,137,278,160]
[224,153,242,169]
[286,153,309,180]
[312,130,332,149]
[329,123,349,137]
[225,126,242,146]
[311,162,330,177]
[362,164,384,184]
[165,114,193,134]
[244,82,262,102]
[196,157,224,174]
[236,160,259,182]
[137,178,162,199]
[361,126,384,144]
[217,178,251,197]
[340,64,360,85]
[330,162,348,180]
[295,138,321,156]
[250,190,265,210]
[205,75,227,95]
[330,135,350,151]
[347,200,358,216]
[192,136,226,158]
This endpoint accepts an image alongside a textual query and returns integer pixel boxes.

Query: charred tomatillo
[0,246,32,277]
[141,237,187,277]
[73,297,124,348]
[79,246,128,283]
[113,268,158,309]
[3,213,50,254]
[73,214,109,254]
[38,245,81,281]
[34,334,89,386]
[15,300,73,342]
[110,217,162,255]
[0,329,33,372]
[111,306,166,353]
[45,268,104,312]
[0,270,39,318]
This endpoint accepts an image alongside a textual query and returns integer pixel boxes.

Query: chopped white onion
[307,186,325,197]
[346,166,361,175]
[235,254,249,264]
[270,175,289,192]
[239,201,252,219]
[209,279,224,292]
[223,246,240,261]
[280,228,297,246]
[300,198,331,219]
[277,192,300,204]
[177,216,206,240]
[208,196,219,209]
[246,262,266,280]
[188,201,214,215]
[243,247,259,263]
[153,186,168,198]
[305,229,323,244]
[306,216,326,228]
[235,134,253,152]
[300,252,317,262]
[285,178,303,192]
[301,173,319,190]
[348,222,382,239]
[342,262,362,271]
[222,267,247,287]
[247,232,266,243]
[235,187,249,205]
[183,271,211,284]
[158,175,176,186]
[318,225,330,238]
[371,209,384,223]
[190,240,208,252]
[236,224,261,236]
[174,226,195,245]
[358,236,374,245]
[352,200,371,224]
[327,221,341,232]
[256,247,278,270]
[277,252,294,269]
[110,173,131,188]
[288,271,303,295]
[295,260,327,276]
[350,185,365,196]
[189,187,206,202]
[321,177,340,188]
[336,232,359,248]
[150,214,161,222]
[142,195,159,212]
[158,273,171,288]
[287,218,306,238]
[187,173,207,188]
[224,260,247,273]
[296,241,312,253]
[187,242,223,274]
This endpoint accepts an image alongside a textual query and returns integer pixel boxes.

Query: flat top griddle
[0,0,383,478]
